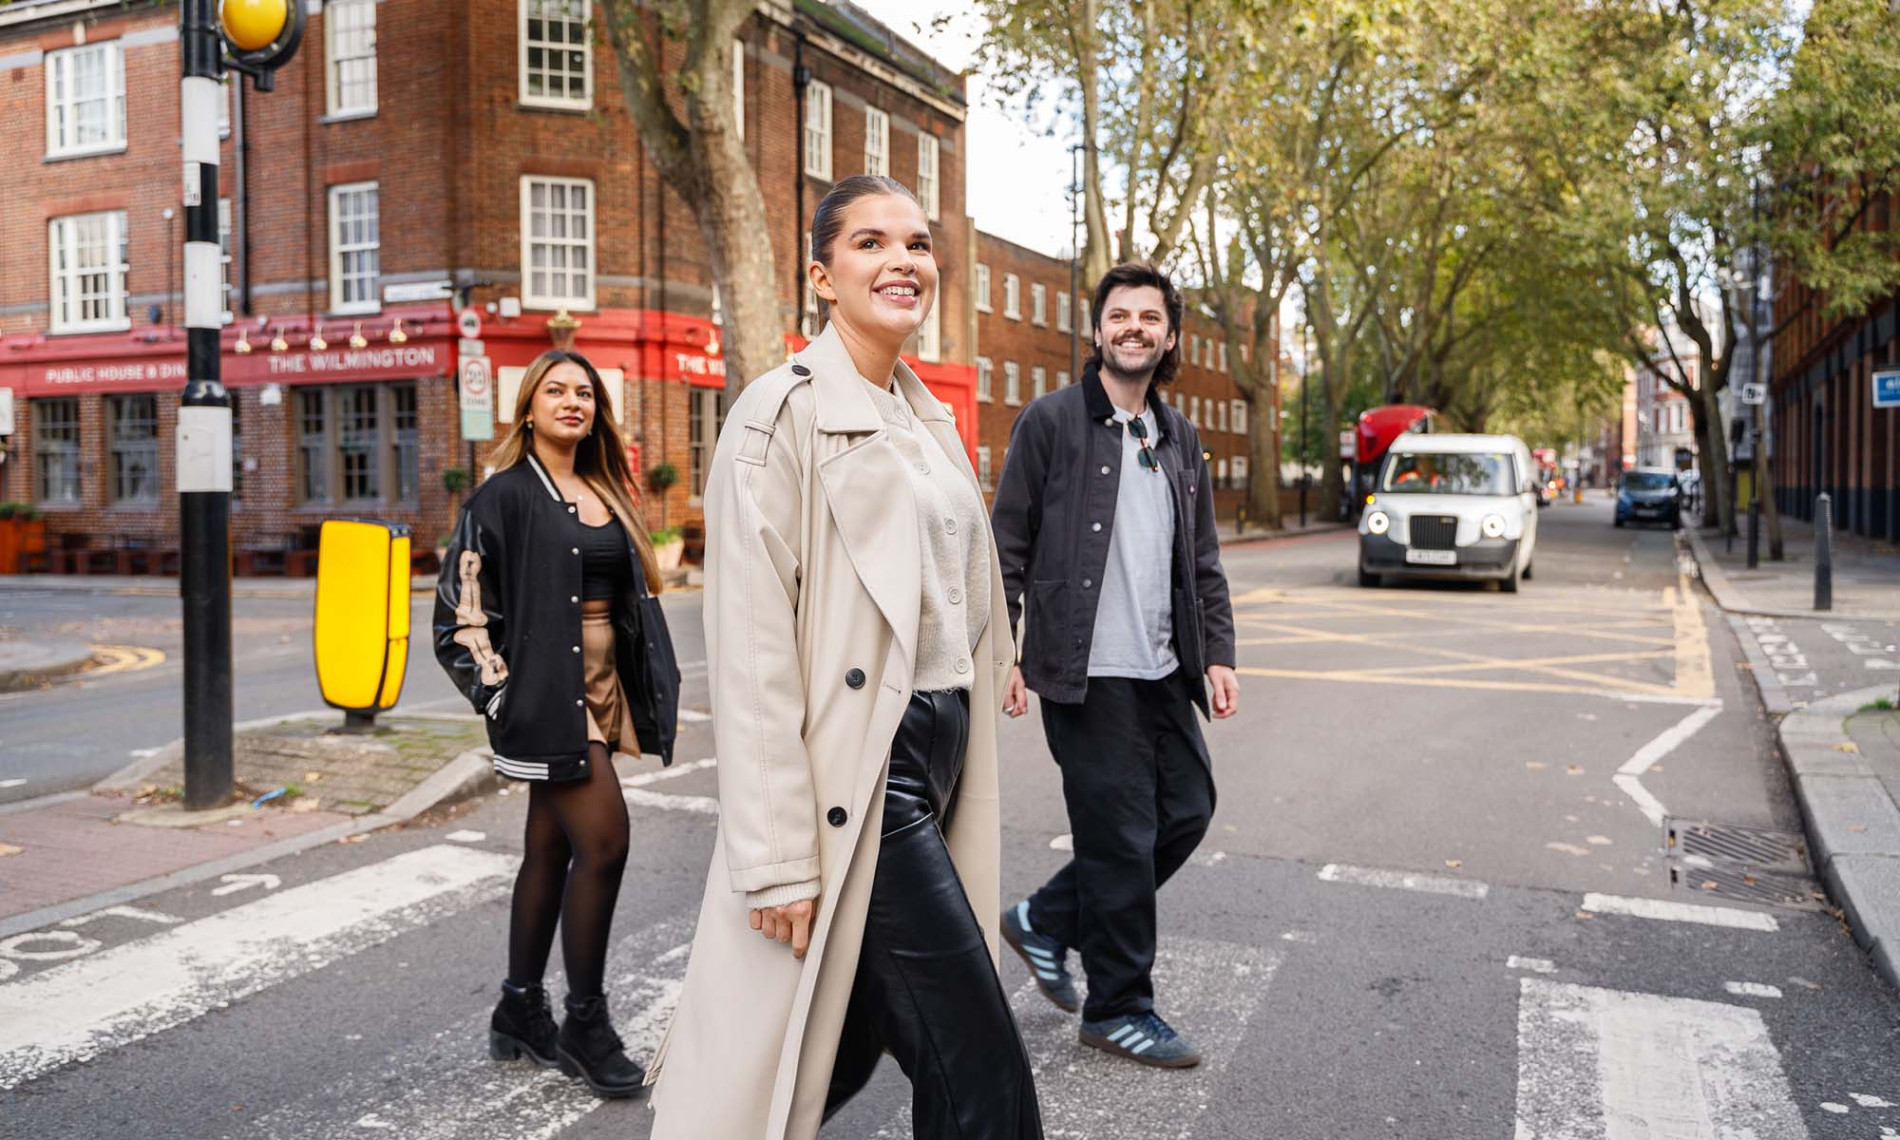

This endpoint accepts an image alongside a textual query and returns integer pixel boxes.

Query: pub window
[1217,400,1229,433]
[328,182,381,314]
[688,387,724,498]
[520,0,591,110]
[325,0,378,116]
[1004,274,1021,320]
[975,263,992,313]
[917,132,940,220]
[976,357,993,402]
[864,107,889,177]
[521,175,595,310]
[32,398,81,505]
[45,41,124,158]
[1031,283,1047,326]
[1057,290,1071,333]
[298,388,330,503]
[1232,456,1248,485]
[1232,399,1247,434]
[295,383,419,506]
[1004,361,1021,406]
[108,394,159,505]
[804,80,833,180]
[49,211,129,334]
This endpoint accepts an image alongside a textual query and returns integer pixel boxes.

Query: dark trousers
[825,690,1043,1140]
[1028,671,1215,1021]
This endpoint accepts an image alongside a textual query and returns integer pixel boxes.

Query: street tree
[599,0,779,395]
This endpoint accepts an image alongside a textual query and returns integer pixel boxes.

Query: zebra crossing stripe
[0,844,518,1091]
[866,936,1280,1139]
[1513,978,1809,1139]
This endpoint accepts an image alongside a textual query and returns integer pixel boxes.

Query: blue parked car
[1614,468,1682,529]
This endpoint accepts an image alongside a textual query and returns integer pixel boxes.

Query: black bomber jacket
[989,363,1237,716]
[433,454,680,780]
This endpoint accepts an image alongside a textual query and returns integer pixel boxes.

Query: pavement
[1682,513,1900,992]
[6,501,1900,1137]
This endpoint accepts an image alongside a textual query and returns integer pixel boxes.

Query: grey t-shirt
[1088,406,1179,679]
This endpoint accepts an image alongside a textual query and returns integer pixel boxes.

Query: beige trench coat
[647,325,1015,1140]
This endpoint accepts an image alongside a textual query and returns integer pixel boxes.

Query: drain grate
[1667,821,1808,875]
[1663,819,1823,912]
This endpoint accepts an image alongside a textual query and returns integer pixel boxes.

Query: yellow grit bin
[313,519,411,727]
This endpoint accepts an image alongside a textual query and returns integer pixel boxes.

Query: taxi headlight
[1366,510,1391,536]
[1481,514,1506,538]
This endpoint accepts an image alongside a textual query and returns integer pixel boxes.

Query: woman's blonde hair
[488,350,663,593]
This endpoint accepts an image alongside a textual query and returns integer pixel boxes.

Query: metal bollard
[1814,492,1834,612]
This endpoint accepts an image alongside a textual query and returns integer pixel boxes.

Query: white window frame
[1031,365,1046,399]
[804,80,833,179]
[328,182,381,315]
[1079,295,1091,336]
[1232,399,1247,435]
[1216,458,1228,487]
[325,0,379,117]
[1031,283,1047,327]
[1188,395,1201,426]
[519,0,592,111]
[1004,361,1021,406]
[976,357,993,402]
[975,263,992,313]
[1232,456,1249,485]
[520,175,596,311]
[917,132,940,220]
[1003,274,1021,320]
[1188,334,1200,367]
[732,39,745,140]
[218,198,235,324]
[218,74,233,138]
[801,233,820,337]
[48,210,129,334]
[1217,401,1229,433]
[863,106,888,177]
[1219,342,1229,372]
[45,41,124,158]
[1056,370,1069,388]
[1057,290,1071,333]
[917,301,941,363]
[977,445,993,491]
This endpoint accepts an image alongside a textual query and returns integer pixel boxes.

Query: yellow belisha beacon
[313,519,412,731]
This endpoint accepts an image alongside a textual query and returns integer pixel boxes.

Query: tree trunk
[690,148,781,393]
[1248,400,1283,529]
[1694,374,1732,532]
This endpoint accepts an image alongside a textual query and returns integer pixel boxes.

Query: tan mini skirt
[582,602,642,759]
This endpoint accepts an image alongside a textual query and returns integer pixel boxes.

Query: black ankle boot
[557,994,645,1098]
[489,981,559,1068]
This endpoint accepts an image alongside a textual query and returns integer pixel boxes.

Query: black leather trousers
[824,689,1043,1139]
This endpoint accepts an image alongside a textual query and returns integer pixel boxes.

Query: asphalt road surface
[5,497,1899,1138]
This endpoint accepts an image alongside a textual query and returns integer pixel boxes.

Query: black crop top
[579,515,632,601]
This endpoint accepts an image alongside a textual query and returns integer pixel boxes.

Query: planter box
[655,539,685,572]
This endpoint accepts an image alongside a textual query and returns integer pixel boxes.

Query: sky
[846,0,1080,258]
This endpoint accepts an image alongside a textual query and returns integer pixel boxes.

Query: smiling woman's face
[529,361,595,447]
[810,193,938,353]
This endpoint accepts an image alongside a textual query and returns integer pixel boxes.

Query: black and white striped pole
[178,0,302,810]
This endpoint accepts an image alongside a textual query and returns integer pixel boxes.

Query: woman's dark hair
[1087,261,1185,388]
[808,175,925,322]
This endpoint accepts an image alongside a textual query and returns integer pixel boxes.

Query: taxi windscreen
[1381,452,1515,495]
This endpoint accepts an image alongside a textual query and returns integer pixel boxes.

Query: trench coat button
[845,668,866,689]
[827,806,848,827]
[954,658,970,675]
[1091,522,1102,532]
[943,517,957,534]
[948,586,962,604]
[916,461,930,474]
[1100,465,1111,475]
[791,363,812,377]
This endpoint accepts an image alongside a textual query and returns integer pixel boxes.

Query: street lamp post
[179,0,302,810]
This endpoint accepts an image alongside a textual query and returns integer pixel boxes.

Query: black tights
[506,744,630,999]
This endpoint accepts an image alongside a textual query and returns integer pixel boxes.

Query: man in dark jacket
[992,261,1239,1069]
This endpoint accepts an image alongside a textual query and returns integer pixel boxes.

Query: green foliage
[646,462,681,493]
[441,467,471,495]
[649,527,684,547]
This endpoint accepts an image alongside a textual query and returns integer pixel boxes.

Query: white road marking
[245,916,694,1140]
[1852,1093,1896,1108]
[1188,849,1227,867]
[0,779,25,790]
[1723,981,1784,999]
[0,931,100,961]
[443,830,486,843]
[869,936,1279,1139]
[211,872,282,897]
[1318,863,1490,900]
[1515,978,1809,1139]
[1579,893,1779,932]
[58,906,181,928]
[676,708,711,722]
[1613,704,1720,827]
[622,757,716,787]
[1507,956,1558,974]
[1822,1102,1849,1113]
[621,758,721,815]
[0,844,517,1090]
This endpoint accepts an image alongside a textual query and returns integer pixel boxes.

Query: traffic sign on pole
[1739,381,1766,406]
[1874,368,1900,409]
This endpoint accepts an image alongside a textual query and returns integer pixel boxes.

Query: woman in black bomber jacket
[434,349,680,1100]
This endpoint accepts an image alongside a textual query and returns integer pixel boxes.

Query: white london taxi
[1357,432,1539,592]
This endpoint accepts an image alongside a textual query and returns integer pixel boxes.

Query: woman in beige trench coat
[647,176,1042,1139]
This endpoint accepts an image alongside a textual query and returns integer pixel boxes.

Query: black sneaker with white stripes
[1001,899,1080,1013]
[1079,1011,1202,1068]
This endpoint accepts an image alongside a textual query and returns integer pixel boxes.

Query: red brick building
[0,0,973,565]
[969,233,1272,524]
